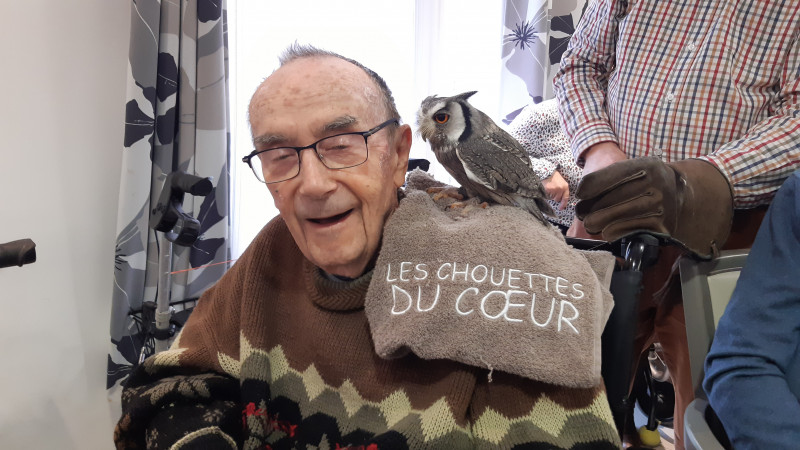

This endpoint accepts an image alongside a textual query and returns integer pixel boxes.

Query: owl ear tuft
[455,91,478,101]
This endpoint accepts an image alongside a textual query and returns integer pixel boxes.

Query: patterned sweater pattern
[114,217,621,450]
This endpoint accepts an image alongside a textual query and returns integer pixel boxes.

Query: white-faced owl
[416,91,554,225]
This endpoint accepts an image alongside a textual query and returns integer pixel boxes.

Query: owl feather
[416,91,554,225]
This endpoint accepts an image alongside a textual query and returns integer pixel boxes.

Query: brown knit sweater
[114,216,621,449]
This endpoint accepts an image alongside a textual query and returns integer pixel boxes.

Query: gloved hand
[575,157,734,259]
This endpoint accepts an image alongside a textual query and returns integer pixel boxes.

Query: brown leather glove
[575,157,734,259]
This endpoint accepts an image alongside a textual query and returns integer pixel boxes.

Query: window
[229,1,519,256]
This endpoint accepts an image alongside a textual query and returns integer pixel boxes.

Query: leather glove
[575,157,734,259]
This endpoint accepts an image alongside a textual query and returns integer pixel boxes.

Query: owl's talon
[430,187,464,201]
[479,202,489,209]
[448,202,466,209]
[426,186,445,194]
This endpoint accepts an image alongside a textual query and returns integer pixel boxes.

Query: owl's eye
[434,113,449,124]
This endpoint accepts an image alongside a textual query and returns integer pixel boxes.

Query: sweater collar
[304,259,374,311]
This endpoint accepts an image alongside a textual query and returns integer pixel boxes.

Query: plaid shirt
[554,0,800,207]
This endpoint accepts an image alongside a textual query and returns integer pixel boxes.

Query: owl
[416,91,554,225]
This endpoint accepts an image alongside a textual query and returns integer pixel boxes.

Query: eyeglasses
[242,118,400,184]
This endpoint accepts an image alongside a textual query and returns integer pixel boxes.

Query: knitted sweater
[115,216,621,450]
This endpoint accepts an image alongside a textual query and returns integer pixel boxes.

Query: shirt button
[687,42,697,52]
[654,148,663,157]
[665,93,676,102]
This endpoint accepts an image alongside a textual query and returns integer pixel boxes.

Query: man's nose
[296,147,337,196]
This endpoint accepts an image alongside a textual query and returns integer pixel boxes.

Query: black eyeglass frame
[242,118,400,184]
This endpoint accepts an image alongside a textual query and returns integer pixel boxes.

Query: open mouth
[308,209,353,225]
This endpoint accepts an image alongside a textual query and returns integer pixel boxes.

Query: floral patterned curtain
[500,0,587,123]
[107,0,231,399]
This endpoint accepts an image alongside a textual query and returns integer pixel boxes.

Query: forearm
[704,173,800,447]
[699,111,800,207]
[581,141,627,175]
[116,366,241,449]
[699,31,800,207]
[529,157,557,180]
[705,365,800,448]
[115,309,243,449]
[115,239,255,448]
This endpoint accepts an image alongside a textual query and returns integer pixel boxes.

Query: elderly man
[114,44,620,449]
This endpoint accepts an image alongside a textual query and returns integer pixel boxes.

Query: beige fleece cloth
[365,170,615,388]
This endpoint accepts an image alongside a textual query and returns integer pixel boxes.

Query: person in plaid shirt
[553,1,800,448]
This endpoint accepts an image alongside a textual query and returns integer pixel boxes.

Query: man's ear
[391,124,413,188]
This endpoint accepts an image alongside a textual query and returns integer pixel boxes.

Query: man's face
[248,56,411,278]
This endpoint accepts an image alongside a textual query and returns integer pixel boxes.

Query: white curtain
[108,0,231,404]
[500,0,588,123]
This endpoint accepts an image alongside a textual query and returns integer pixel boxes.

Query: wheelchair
[567,233,678,448]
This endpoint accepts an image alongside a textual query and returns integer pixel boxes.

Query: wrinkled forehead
[249,56,384,132]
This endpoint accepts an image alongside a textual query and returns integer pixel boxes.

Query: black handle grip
[171,172,213,196]
[0,239,37,268]
[149,171,215,246]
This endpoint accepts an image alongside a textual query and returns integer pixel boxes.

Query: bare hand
[542,170,570,210]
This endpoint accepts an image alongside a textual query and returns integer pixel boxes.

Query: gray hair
[278,42,401,122]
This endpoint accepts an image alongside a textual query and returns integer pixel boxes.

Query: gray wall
[0,1,129,448]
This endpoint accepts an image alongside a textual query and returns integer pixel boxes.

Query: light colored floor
[632,405,675,450]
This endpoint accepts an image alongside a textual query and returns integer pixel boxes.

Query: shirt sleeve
[699,32,800,208]
[703,171,800,449]
[553,0,627,165]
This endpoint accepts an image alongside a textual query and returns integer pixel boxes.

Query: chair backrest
[678,249,750,397]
